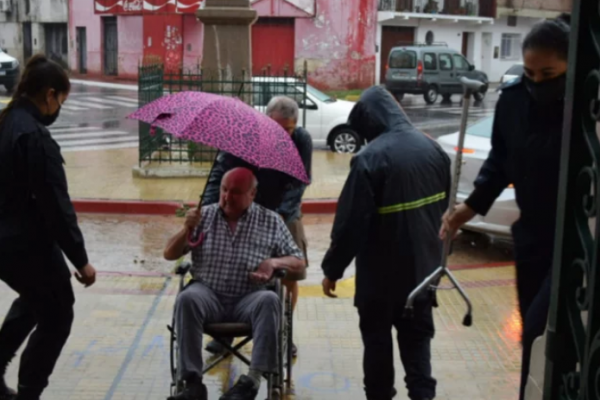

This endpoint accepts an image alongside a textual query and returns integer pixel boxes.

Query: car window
[268,83,305,104]
[452,54,470,71]
[439,54,453,71]
[423,53,437,70]
[466,116,494,138]
[306,85,334,102]
[389,50,417,69]
[253,82,268,107]
[506,64,524,75]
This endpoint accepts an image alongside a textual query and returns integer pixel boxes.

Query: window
[452,54,470,71]
[423,53,437,70]
[501,33,521,60]
[389,50,417,69]
[439,54,453,71]
[466,116,494,138]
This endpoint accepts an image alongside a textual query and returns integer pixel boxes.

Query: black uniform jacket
[465,76,564,259]
[322,86,451,307]
[0,98,88,269]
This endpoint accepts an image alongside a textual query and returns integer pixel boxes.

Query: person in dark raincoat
[442,15,570,400]
[321,86,451,400]
[0,55,96,400]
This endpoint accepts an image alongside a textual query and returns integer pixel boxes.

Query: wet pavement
[1,213,520,400]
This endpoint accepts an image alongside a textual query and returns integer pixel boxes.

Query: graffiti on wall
[164,25,183,72]
[94,0,204,14]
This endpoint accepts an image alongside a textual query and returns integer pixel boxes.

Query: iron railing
[544,0,600,399]
[378,0,487,17]
[137,64,308,165]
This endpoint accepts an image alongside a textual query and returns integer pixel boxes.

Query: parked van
[384,43,488,104]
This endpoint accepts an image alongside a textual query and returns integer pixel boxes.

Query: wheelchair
[167,261,296,400]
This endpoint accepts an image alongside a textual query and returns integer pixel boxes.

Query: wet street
[0,82,500,152]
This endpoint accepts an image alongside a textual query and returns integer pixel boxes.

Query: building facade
[68,0,570,89]
[0,0,69,67]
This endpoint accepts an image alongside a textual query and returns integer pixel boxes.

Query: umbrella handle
[188,231,205,249]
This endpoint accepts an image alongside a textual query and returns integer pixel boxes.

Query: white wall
[377,15,544,83]
[18,0,68,23]
[0,23,22,62]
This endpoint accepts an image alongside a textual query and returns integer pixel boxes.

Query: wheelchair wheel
[285,293,293,386]
[169,319,184,395]
[277,288,288,390]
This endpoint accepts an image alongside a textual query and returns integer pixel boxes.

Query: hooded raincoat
[322,86,451,307]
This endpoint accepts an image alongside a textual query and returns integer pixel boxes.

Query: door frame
[102,16,118,76]
[76,27,87,74]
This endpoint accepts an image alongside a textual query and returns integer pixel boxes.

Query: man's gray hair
[266,96,299,121]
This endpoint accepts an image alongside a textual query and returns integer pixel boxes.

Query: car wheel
[394,92,404,102]
[4,83,15,94]
[424,85,439,105]
[474,89,487,102]
[330,128,362,154]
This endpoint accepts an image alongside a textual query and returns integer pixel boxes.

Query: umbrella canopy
[128,91,310,184]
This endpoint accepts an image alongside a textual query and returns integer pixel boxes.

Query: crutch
[404,76,485,327]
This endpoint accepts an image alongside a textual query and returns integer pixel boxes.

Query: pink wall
[117,16,143,79]
[69,0,102,76]
[295,0,376,90]
[182,15,204,71]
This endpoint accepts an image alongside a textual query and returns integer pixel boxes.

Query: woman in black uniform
[442,14,570,400]
[0,55,96,400]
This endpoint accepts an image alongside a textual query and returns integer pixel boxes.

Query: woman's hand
[440,203,477,240]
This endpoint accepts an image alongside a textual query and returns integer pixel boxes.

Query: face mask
[523,73,566,103]
[41,94,62,126]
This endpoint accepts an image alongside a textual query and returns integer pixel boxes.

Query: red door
[380,26,415,83]
[252,18,295,76]
[143,14,183,73]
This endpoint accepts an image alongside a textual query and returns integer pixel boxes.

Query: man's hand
[322,277,338,298]
[184,208,201,232]
[440,203,477,240]
[75,263,97,288]
[251,259,277,283]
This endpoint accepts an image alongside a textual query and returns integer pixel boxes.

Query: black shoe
[167,381,207,400]
[205,338,233,355]
[219,375,258,400]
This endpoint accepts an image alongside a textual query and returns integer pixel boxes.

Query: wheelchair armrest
[272,269,287,280]
[175,261,192,276]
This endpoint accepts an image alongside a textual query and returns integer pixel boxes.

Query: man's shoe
[219,375,258,400]
[167,381,207,400]
[205,338,233,355]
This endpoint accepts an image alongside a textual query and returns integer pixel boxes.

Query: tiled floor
[62,148,353,202]
[1,265,520,400]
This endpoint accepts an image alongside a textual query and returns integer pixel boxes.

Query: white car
[437,116,519,238]
[252,77,360,153]
[0,48,20,93]
[500,63,523,85]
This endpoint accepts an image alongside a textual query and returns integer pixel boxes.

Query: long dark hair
[0,54,71,125]
[522,13,571,61]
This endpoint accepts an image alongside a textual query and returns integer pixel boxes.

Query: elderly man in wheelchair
[164,167,306,400]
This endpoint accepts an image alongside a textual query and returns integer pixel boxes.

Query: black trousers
[358,299,436,400]
[516,253,552,400]
[0,243,75,400]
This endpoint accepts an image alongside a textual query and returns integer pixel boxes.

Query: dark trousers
[0,244,75,400]
[358,299,436,400]
[515,253,552,400]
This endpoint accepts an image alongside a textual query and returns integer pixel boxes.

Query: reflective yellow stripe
[377,192,447,215]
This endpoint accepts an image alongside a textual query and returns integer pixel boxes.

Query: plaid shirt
[187,203,303,298]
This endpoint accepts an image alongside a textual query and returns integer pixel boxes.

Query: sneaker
[205,338,233,355]
[167,381,207,400]
[219,375,258,400]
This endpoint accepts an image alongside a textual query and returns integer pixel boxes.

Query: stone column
[196,0,257,97]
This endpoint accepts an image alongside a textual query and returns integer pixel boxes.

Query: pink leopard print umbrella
[128,91,310,184]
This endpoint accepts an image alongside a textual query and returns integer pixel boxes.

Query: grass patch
[325,89,363,100]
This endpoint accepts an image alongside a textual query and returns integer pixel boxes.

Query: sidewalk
[63,148,352,203]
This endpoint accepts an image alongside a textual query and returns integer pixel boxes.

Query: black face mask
[523,73,566,103]
[41,106,61,126]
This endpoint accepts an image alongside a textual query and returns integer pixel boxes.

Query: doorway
[103,17,118,76]
[252,18,295,76]
[462,32,475,64]
[481,32,493,77]
[380,26,415,83]
[76,27,87,74]
[22,22,32,62]
[44,23,68,67]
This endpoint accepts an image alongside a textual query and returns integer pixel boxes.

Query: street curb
[72,198,338,215]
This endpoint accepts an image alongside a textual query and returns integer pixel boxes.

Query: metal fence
[137,62,309,166]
